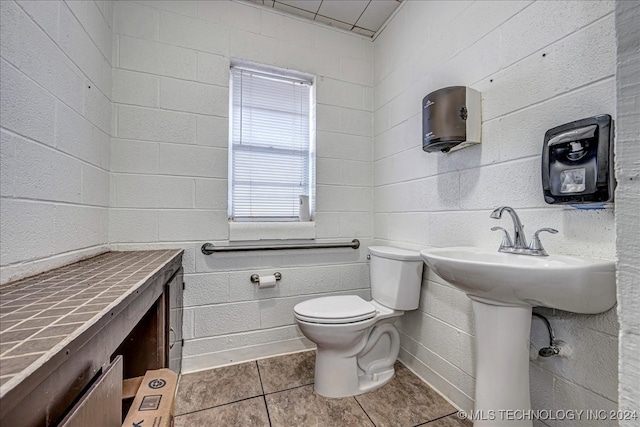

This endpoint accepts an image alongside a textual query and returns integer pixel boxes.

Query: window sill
[229,221,316,241]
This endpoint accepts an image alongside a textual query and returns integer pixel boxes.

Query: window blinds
[230,67,313,221]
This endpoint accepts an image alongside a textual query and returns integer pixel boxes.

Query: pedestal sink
[420,247,616,427]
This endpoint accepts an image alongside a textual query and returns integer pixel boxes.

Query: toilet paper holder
[250,272,282,284]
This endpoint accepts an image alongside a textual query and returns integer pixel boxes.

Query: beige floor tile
[174,397,270,427]
[175,361,263,415]
[355,363,456,427]
[258,350,315,393]
[266,384,374,427]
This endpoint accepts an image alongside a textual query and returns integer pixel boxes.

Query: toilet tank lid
[368,246,422,261]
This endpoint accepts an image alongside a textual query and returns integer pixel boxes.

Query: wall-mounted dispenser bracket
[542,114,614,205]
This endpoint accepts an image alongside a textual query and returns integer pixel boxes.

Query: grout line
[255,361,274,427]
[0,121,110,174]
[0,195,110,210]
[374,9,613,113]
[177,360,315,418]
[372,155,539,188]
[480,75,615,122]
[177,351,464,426]
[13,1,112,100]
[184,289,371,310]
[354,395,376,426]
[263,393,273,427]
[176,393,265,417]
[255,360,266,395]
[114,62,368,92]
[111,127,369,148]
[0,245,110,276]
[92,0,112,31]
[263,381,314,396]
[413,411,459,426]
[114,93,372,118]
[495,10,615,78]
[59,1,112,66]
[114,102,230,120]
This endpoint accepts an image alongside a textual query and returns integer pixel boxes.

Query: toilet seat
[294,295,376,324]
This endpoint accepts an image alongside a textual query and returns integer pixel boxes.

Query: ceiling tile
[317,0,369,26]
[355,0,399,31]
[276,0,322,14]
[243,0,402,37]
[272,1,317,19]
[315,15,353,31]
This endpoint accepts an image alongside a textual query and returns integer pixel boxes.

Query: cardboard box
[122,376,144,400]
[122,369,178,427]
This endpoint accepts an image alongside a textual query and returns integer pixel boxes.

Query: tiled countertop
[0,250,183,396]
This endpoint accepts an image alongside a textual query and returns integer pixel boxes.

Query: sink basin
[420,247,616,314]
[419,247,616,427]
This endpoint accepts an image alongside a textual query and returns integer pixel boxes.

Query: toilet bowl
[293,246,424,398]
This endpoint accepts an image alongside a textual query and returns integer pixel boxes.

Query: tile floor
[175,350,472,427]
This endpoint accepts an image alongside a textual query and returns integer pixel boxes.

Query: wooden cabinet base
[59,356,123,427]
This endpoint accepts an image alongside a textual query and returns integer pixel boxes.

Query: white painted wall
[615,1,640,425]
[108,0,374,371]
[1,1,634,423]
[0,0,113,284]
[372,0,619,421]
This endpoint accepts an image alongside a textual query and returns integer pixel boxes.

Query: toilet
[293,246,424,398]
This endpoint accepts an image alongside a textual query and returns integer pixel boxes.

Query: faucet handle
[528,228,558,256]
[491,226,514,251]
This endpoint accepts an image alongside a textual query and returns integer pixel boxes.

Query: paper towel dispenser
[542,114,614,205]
[422,86,481,153]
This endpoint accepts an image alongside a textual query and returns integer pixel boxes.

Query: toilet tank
[368,246,424,310]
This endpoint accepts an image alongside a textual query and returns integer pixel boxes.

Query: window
[229,63,315,222]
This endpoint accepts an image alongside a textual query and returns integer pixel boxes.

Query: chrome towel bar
[201,239,360,255]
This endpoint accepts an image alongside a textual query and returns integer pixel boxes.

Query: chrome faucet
[490,206,528,249]
[490,206,558,256]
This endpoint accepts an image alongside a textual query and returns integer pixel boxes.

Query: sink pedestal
[471,299,533,427]
[420,247,616,427]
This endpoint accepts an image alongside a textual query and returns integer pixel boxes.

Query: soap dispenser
[541,114,614,205]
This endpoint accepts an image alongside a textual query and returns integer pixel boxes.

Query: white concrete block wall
[3,2,635,422]
[373,0,618,418]
[614,1,640,425]
[0,0,112,284]
[109,0,374,371]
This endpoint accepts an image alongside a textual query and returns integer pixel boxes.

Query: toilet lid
[294,295,376,324]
